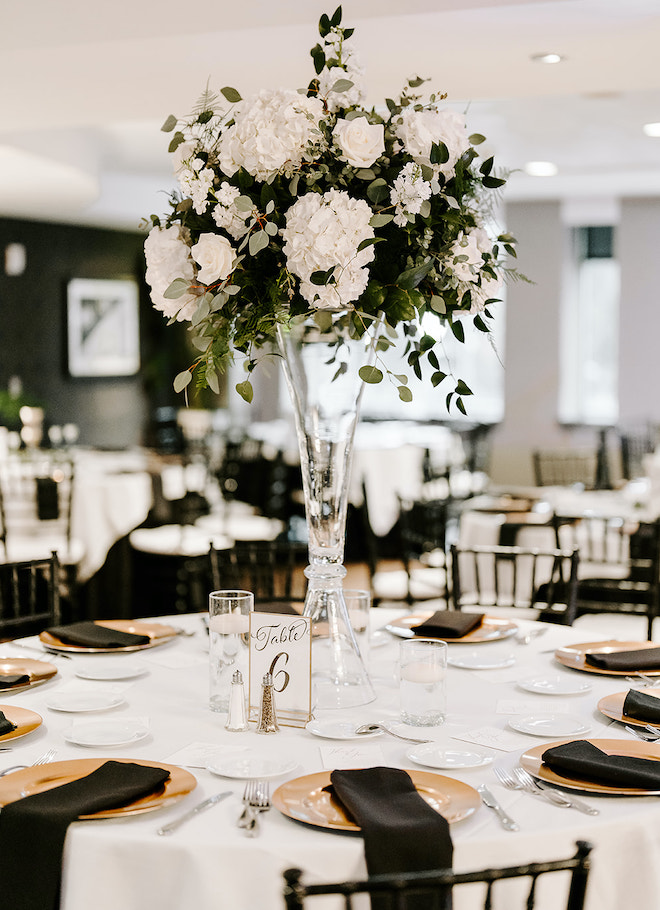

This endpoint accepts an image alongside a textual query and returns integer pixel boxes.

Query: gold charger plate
[272,770,480,832]
[0,758,196,817]
[0,658,57,692]
[520,737,660,795]
[39,620,179,653]
[554,641,660,676]
[597,689,660,728]
[385,613,518,643]
[0,704,43,742]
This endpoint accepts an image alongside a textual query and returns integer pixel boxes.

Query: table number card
[248,611,312,727]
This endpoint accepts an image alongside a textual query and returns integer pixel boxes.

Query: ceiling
[1,0,659,231]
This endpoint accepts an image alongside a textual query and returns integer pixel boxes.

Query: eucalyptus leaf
[221,86,242,104]
[366,178,388,204]
[174,371,192,393]
[164,277,191,299]
[265,221,278,236]
[249,230,269,256]
[358,365,383,384]
[330,78,354,94]
[206,368,220,395]
[236,380,253,403]
[161,114,177,133]
[234,195,255,212]
[398,385,413,402]
[369,212,393,228]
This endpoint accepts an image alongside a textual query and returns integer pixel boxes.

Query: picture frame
[67,277,140,377]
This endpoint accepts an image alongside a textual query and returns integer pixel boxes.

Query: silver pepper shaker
[256,672,279,734]
[225,670,249,732]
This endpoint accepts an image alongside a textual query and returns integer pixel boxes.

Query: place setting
[39,619,181,653]
[554,640,660,676]
[0,656,58,694]
[0,704,43,743]
[384,611,519,644]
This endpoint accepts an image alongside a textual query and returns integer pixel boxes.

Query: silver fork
[242,780,271,837]
[513,767,599,816]
[0,747,57,777]
[625,724,660,742]
[237,780,258,828]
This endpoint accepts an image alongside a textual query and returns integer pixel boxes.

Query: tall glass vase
[277,314,376,709]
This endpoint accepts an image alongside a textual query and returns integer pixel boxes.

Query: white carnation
[390,162,432,227]
[144,225,197,321]
[217,89,324,181]
[281,189,375,309]
[395,108,470,180]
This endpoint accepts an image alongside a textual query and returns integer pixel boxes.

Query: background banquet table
[3,609,660,910]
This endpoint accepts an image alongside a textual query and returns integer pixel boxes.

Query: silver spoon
[355,723,432,744]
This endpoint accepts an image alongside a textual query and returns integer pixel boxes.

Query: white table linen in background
[4,610,660,910]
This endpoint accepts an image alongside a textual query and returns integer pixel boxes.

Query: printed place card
[319,744,386,770]
[451,725,531,752]
[248,611,312,727]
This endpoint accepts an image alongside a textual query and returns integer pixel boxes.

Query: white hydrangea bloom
[390,162,432,227]
[281,188,375,309]
[144,225,198,321]
[318,59,366,112]
[217,90,325,181]
[395,108,470,180]
[212,182,251,240]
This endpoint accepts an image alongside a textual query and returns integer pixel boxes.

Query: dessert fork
[513,767,599,815]
[0,747,57,777]
[242,780,271,837]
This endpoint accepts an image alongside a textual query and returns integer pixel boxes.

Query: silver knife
[478,785,520,831]
[157,791,231,835]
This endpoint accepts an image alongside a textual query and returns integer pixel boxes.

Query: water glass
[399,638,447,726]
[344,589,371,664]
[208,590,253,713]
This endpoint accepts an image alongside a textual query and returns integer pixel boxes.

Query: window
[559,226,620,425]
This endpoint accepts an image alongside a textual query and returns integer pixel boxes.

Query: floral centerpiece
[143,6,517,414]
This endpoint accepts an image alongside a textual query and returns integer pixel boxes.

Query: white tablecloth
[3,611,660,910]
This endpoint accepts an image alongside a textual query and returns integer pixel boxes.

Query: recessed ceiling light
[643,122,660,137]
[524,161,558,177]
[530,52,564,64]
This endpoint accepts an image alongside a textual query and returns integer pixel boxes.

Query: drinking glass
[344,589,371,665]
[208,590,253,713]
[399,638,447,726]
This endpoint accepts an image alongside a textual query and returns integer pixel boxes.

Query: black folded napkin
[0,673,30,690]
[0,710,17,736]
[584,647,660,671]
[0,760,171,910]
[330,767,453,910]
[411,611,484,639]
[542,739,660,789]
[46,621,150,648]
[36,476,60,521]
[622,688,660,724]
[255,602,302,615]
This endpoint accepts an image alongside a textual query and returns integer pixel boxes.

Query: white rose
[333,118,384,168]
[144,225,198,321]
[191,233,236,286]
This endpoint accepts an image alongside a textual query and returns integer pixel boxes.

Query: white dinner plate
[64,719,150,747]
[448,651,516,670]
[405,743,493,770]
[207,753,298,780]
[508,713,591,737]
[517,675,592,696]
[45,692,126,713]
[305,719,383,740]
[74,662,148,681]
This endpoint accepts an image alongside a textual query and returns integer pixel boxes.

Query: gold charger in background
[0,658,57,691]
[0,758,196,817]
[597,689,660,728]
[385,613,518,643]
[520,738,660,795]
[554,641,660,676]
[272,770,480,831]
[40,620,179,653]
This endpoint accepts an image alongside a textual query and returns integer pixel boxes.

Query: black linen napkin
[45,621,150,648]
[0,673,30,689]
[0,709,17,736]
[622,688,660,724]
[411,611,484,639]
[0,760,171,910]
[330,767,453,910]
[584,646,660,671]
[542,739,660,789]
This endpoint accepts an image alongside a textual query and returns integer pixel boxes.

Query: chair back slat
[0,551,61,638]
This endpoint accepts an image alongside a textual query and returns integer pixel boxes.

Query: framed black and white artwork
[67,277,140,378]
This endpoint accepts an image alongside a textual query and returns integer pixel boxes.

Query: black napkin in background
[623,688,660,723]
[584,647,660,671]
[0,674,30,690]
[330,767,453,910]
[45,621,150,648]
[36,477,60,521]
[411,611,485,639]
[0,709,17,736]
[542,739,660,789]
[0,760,171,910]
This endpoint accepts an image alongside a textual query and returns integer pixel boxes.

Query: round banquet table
[3,610,660,910]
